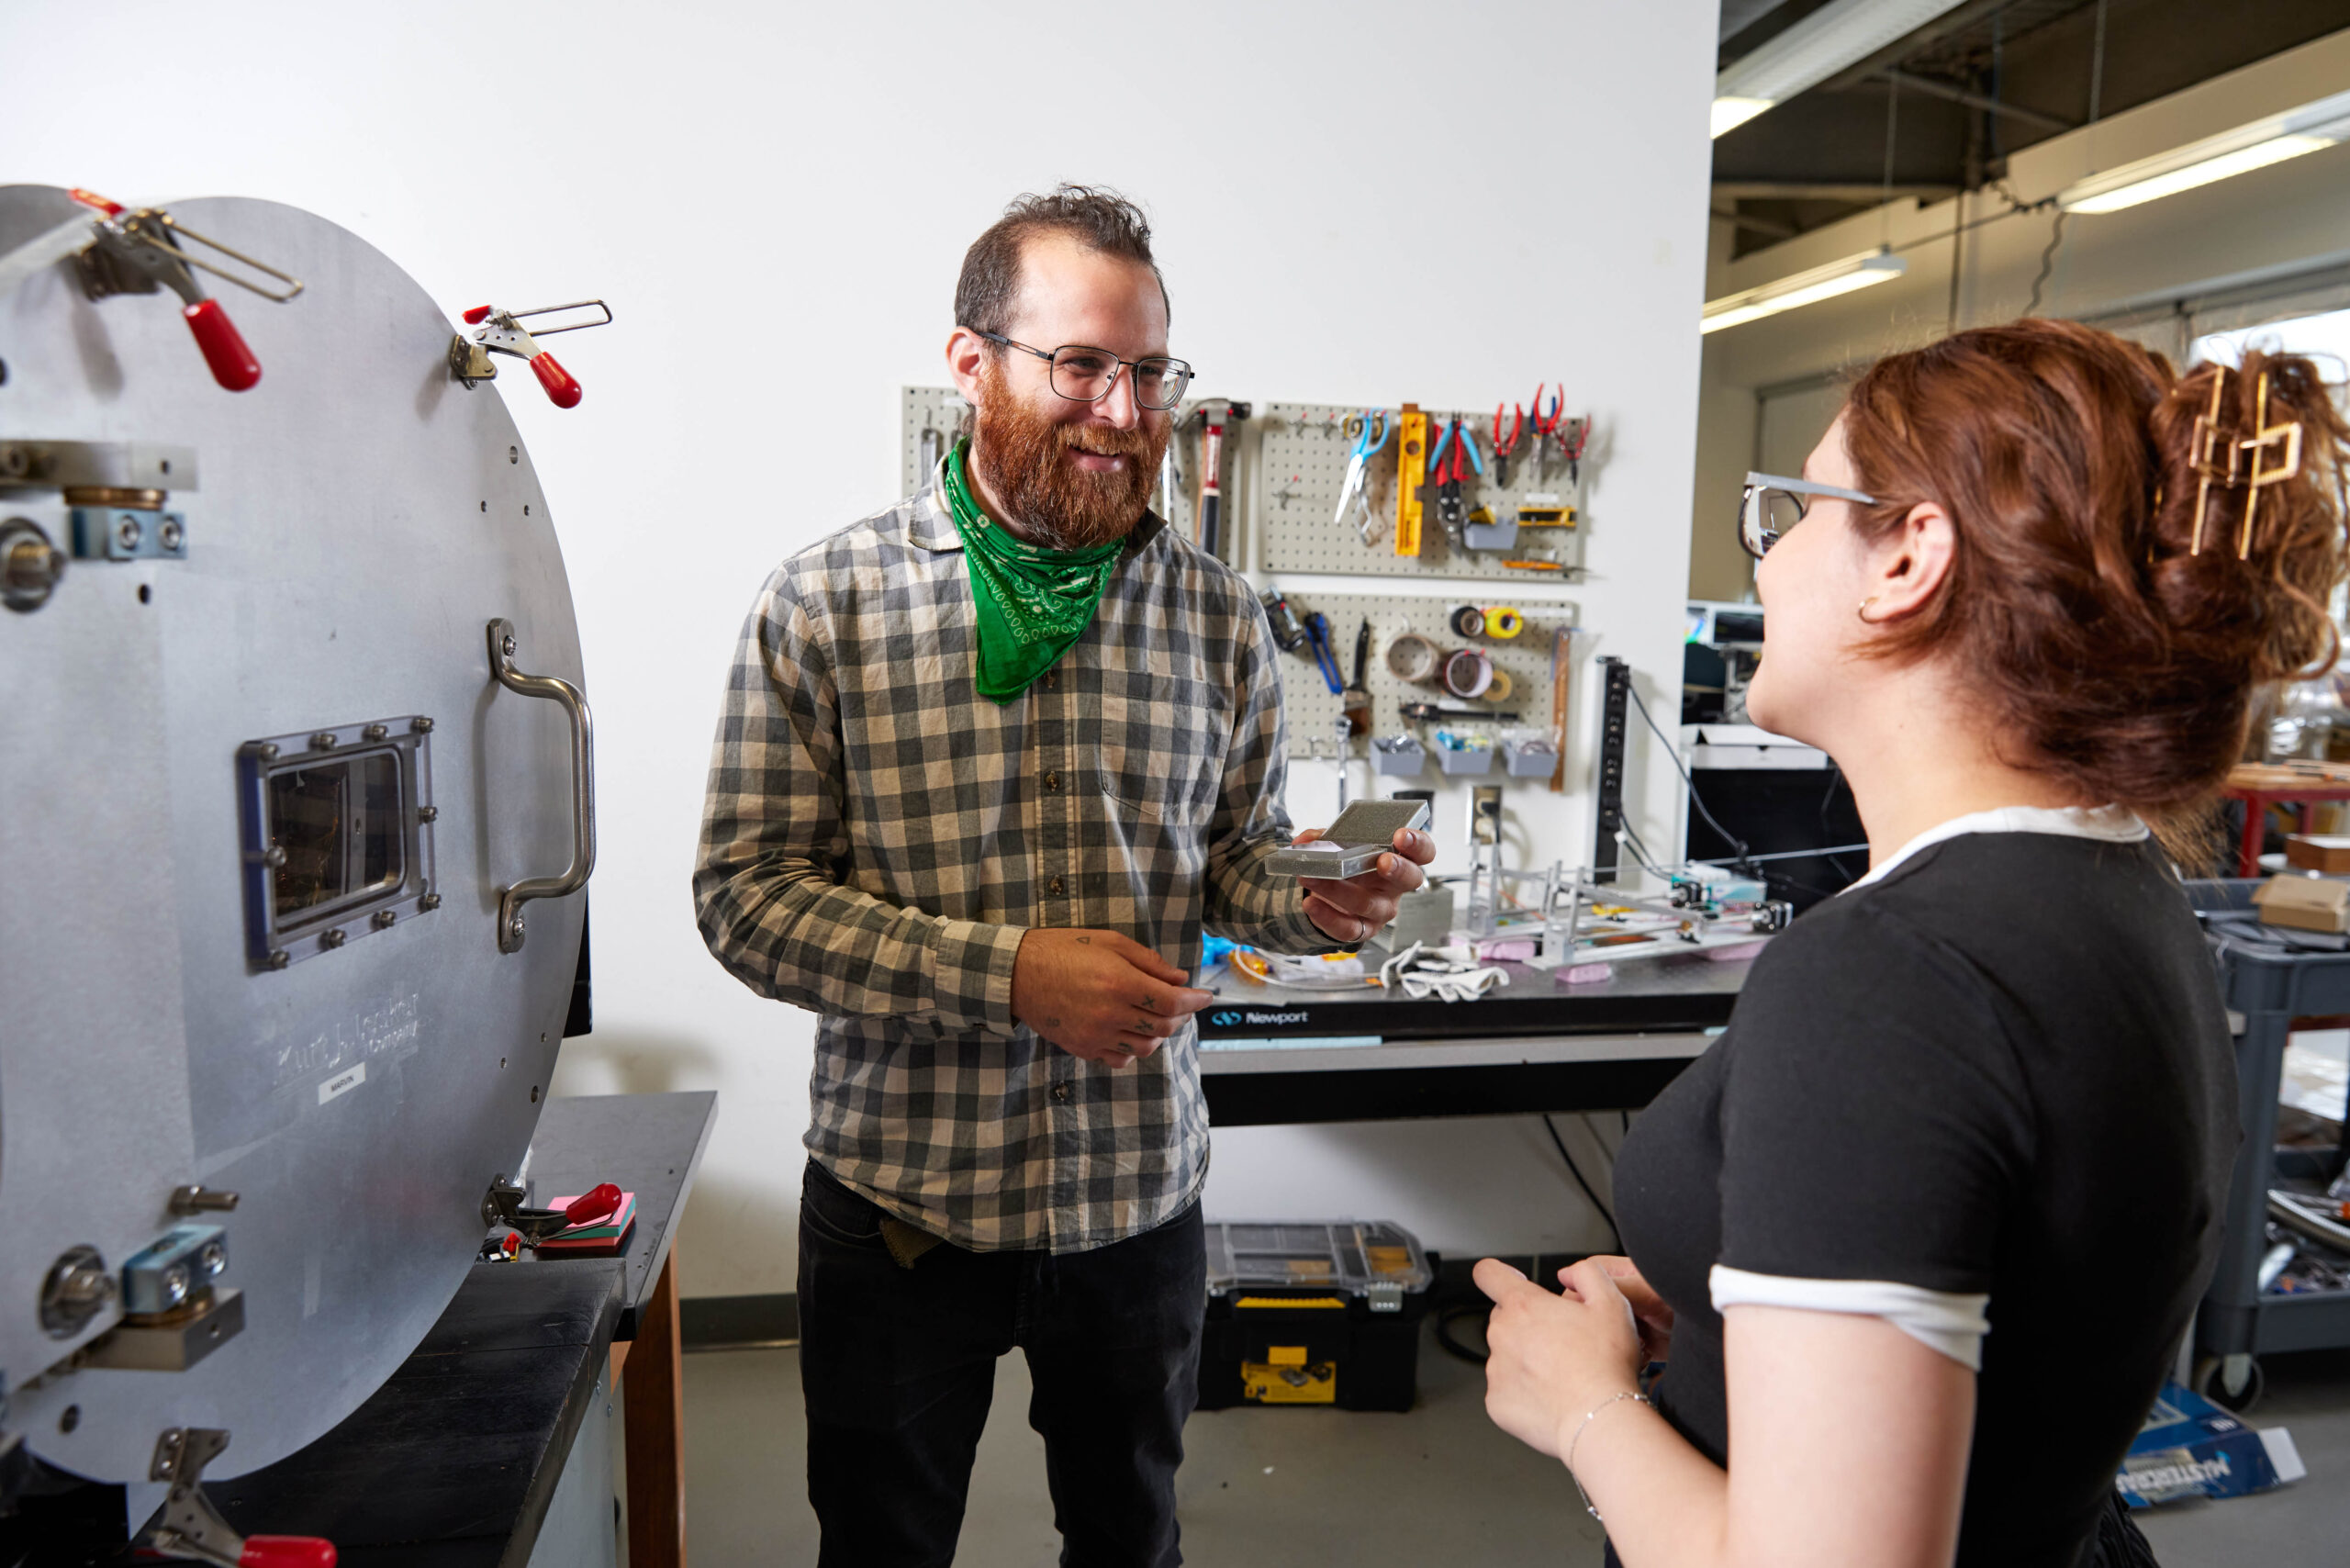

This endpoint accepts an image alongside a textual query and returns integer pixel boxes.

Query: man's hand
[1297,827,1436,947]
[1011,927,1214,1069]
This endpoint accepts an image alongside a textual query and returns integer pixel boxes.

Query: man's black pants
[797,1159,1205,1568]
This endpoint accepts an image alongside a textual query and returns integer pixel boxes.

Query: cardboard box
[2118,1379,2303,1509]
[2254,873,2350,933]
[2286,834,2350,874]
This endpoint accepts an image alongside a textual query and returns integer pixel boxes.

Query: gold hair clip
[2237,369,2306,560]
[2188,367,2231,555]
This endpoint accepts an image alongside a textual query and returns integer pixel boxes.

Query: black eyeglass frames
[1738,470,1876,560]
[966,329,1194,412]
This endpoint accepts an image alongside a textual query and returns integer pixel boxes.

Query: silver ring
[1356,916,1369,944]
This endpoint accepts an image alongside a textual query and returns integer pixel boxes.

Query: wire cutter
[1559,414,1590,487]
[1426,416,1484,546]
[1303,612,1346,694]
[1530,384,1565,482]
[1491,401,1524,488]
[1334,409,1391,543]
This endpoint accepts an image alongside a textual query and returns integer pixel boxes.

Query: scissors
[1334,409,1392,543]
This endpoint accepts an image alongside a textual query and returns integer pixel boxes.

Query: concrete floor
[669,1326,2350,1566]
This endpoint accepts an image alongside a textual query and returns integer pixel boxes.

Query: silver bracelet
[1566,1389,1651,1524]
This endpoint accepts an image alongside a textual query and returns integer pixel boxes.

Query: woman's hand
[1592,1255,1675,1364]
[1474,1256,1648,1462]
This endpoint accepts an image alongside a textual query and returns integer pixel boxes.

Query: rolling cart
[2188,879,2350,1409]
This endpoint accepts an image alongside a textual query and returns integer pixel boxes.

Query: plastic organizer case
[1197,1220,1434,1412]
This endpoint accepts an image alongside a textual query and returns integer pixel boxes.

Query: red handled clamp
[135,1426,336,1568]
[62,188,303,393]
[448,299,610,409]
[479,1175,622,1253]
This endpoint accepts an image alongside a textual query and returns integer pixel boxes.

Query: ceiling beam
[1879,68,2075,131]
[1712,181,1957,200]
[1812,0,2017,94]
[1710,207,1802,239]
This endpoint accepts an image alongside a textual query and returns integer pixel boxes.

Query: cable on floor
[1544,1112,1621,1251]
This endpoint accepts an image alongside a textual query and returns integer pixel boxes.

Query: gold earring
[1857,596,1879,623]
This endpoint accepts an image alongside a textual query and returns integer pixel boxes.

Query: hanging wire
[2038,0,2109,317]
[1880,71,1901,250]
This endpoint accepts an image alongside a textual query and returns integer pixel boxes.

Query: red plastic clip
[564,1182,622,1227]
[184,298,262,392]
[530,352,582,409]
[239,1536,338,1568]
[68,186,126,217]
[462,305,495,325]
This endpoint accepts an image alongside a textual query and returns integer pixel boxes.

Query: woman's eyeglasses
[1738,471,1876,559]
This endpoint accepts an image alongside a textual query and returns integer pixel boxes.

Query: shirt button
[1048,876,1066,896]
[1045,771,1061,791]
[1046,672,1058,689]
[1051,1081,1072,1103]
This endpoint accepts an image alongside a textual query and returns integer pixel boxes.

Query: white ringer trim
[1711,1264,1992,1372]
[1843,803,2148,896]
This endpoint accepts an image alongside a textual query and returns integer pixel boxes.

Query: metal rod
[1879,70,2072,133]
[144,215,304,301]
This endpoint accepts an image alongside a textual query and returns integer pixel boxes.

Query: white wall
[3,0,1718,1294]
[1689,26,2350,604]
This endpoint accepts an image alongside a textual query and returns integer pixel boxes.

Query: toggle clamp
[449,299,610,408]
[135,1427,336,1567]
[56,188,303,392]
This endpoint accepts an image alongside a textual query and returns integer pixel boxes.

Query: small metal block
[420,892,442,912]
[320,928,346,949]
[417,804,438,823]
[363,723,388,741]
[372,909,397,930]
[122,1225,227,1316]
[83,1287,243,1372]
[309,732,339,751]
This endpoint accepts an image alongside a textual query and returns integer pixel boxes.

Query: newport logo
[1209,1011,1243,1027]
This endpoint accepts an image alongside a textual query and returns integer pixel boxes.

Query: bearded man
[693,185,1434,1566]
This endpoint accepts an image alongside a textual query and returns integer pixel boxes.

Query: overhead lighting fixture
[1702,248,1907,334]
[1712,0,1970,139]
[2057,86,2350,213]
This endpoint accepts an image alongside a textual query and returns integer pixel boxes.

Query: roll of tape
[1485,606,1524,639]
[1449,604,1486,638]
[1443,647,1494,700]
[1386,632,1439,684]
[1484,667,1515,702]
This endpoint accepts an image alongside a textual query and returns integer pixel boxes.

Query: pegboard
[1264,588,1578,780]
[1252,400,1590,584]
[900,386,1246,566]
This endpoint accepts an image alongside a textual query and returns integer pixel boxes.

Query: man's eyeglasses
[1738,471,1876,559]
[966,328,1194,412]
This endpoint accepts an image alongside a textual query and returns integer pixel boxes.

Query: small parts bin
[1197,1220,1432,1413]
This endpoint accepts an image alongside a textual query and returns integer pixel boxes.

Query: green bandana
[941,441,1124,704]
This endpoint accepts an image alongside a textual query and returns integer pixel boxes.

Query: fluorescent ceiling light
[1711,96,1774,138]
[2058,87,2350,213]
[1702,249,1907,334]
[1712,0,1970,139]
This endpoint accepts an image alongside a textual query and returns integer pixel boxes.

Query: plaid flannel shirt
[694,467,1337,1253]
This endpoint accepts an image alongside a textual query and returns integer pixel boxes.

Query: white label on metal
[319,1062,366,1104]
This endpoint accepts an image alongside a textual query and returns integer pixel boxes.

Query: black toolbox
[1196,1220,1432,1412]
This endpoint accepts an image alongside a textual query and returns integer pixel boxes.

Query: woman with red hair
[1476,318,2349,1567]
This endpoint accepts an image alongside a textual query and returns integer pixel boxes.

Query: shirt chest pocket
[1095,650,1230,834]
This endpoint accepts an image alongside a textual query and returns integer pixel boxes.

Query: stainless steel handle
[487,617,595,954]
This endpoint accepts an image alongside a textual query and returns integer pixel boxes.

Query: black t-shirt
[1616,830,2237,1567]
